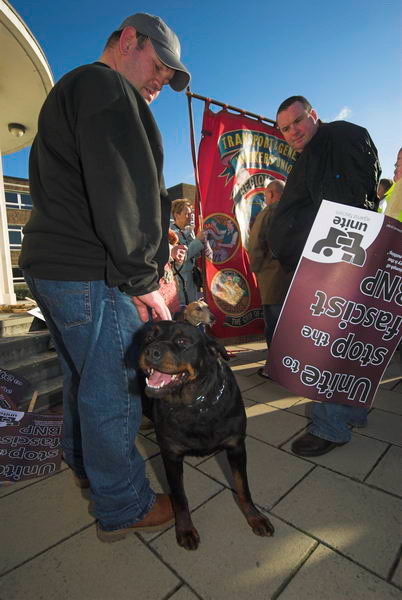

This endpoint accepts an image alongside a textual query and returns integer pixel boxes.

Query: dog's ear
[143,324,161,344]
[205,335,230,361]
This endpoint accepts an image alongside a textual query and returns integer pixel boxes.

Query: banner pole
[185,90,276,125]
[28,390,38,413]
[186,86,203,222]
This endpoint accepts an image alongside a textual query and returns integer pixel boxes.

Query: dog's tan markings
[157,353,181,373]
[138,355,148,371]
[232,470,248,503]
[140,351,181,375]
[222,436,239,448]
[177,362,196,380]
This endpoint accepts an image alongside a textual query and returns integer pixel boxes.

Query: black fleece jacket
[269,120,381,272]
[19,62,170,296]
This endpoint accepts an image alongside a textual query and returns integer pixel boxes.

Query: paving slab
[197,436,313,511]
[282,430,388,480]
[243,381,304,409]
[239,340,267,351]
[379,379,399,390]
[372,388,402,416]
[358,408,402,446]
[229,349,267,365]
[382,357,402,381]
[0,525,179,600]
[146,454,224,505]
[0,469,93,576]
[245,403,308,447]
[285,397,314,418]
[230,362,265,376]
[169,585,202,600]
[273,466,402,578]
[224,344,249,352]
[392,380,402,393]
[151,489,316,600]
[235,372,264,393]
[392,558,402,588]
[0,462,68,498]
[136,433,160,461]
[278,544,402,600]
[366,445,402,497]
[140,454,225,542]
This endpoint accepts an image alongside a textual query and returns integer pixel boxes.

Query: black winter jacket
[19,62,170,297]
[269,120,381,272]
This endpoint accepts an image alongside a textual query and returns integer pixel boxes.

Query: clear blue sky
[3,0,401,187]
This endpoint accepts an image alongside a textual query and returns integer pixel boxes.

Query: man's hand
[171,244,187,263]
[131,291,171,322]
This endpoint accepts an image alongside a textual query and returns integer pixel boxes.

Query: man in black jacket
[270,96,380,457]
[19,13,190,540]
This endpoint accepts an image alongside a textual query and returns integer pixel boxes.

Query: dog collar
[168,361,226,413]
[185,361,226,412]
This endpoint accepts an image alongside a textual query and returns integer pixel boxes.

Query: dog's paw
[250,514,275,537]
[176,527,201,551]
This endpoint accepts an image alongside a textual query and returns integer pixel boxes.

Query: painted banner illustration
[197,106,297,338]
[0,409,63,483]
[267,201,402,408]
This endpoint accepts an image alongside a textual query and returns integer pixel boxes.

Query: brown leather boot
[97,493,174,542]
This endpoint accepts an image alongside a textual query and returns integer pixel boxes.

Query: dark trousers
[262,304,283,347]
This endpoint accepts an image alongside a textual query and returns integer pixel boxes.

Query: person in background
[377,178,394,213]
[171,199,206,304]
[19,13,190,540]
[384,147,402,222]
[270,95,380,457]
[248,179,288,376]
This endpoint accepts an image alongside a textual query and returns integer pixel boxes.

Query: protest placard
[0,409,63,483]
[0,390,16,410]
[0,368,32,405]
[268,201,402,408]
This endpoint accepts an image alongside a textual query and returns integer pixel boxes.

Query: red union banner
[197,106,296,338]
[267,201,402,408]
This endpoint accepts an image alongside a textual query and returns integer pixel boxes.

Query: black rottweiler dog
[139,320,274,550]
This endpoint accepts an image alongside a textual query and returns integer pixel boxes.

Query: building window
[20,193,32,209]
[8,226,23,249]
[5,192,18,206]
[12,267,24,282]
[5,191,32,210]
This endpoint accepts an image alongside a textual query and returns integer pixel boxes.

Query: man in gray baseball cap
[116,12,190,92]
[20,13,190,541]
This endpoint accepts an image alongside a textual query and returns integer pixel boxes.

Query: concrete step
[0,319,63,414]
[0,332,52,367]
[0,313,34,336]
[20,375,63,414]
[2,351,62,393]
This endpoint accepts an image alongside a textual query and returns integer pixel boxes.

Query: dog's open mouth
[145,368,189,396]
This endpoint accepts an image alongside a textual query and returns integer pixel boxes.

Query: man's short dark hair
[276,96,312,118]
[104,30,148,51]
[378,178,393,193]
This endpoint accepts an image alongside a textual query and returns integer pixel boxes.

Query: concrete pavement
[1,341,401,599]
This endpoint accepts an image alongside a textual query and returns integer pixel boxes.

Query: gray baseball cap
[117,13,191,91]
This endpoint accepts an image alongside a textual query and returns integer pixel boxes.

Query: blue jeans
[309,401,368,443]
[24,275,155,530]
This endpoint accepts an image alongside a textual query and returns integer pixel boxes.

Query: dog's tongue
[147,370,174,388]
